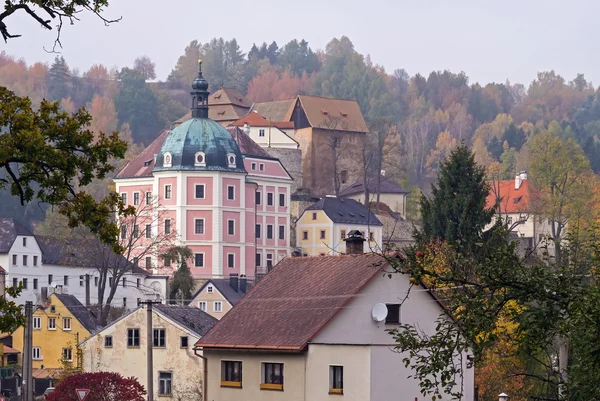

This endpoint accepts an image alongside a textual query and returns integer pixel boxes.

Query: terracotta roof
[175,104,250,125]
[32,368,62,379]
[0,218,33,253]
[286,95,368,133]
[210,87,251,107]
[2,344,19,354]
[306,197,382,226]
[196,253,387,351]
[251,99,295,122]
[486,180,533,214]
[115,130,169,178]
[230,112,295,130]
[273,121,294,129]
[340,176,409,197]
[225,126,272,158]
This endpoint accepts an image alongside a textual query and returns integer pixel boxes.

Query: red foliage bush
[47,372,146,401]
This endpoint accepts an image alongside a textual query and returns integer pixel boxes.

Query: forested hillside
[2,35,599,226]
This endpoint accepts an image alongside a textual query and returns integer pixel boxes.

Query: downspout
[194,347,208,401]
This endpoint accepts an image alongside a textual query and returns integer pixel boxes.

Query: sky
[3,0,600,86]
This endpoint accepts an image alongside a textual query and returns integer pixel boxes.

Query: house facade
[195,246,475,401]
[189,274,250,319]
[339,175,409,218]
[81,304,216,400]
[230,113,299,150]
[114,63,292,279]
[12,293,99,370]
[0,218,167,306]
[296,197,383,256]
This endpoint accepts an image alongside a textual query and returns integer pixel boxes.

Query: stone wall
[266,147,303,193]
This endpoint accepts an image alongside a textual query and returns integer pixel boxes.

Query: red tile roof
[486,179,533,213]
[195,253,387,351]
[226,127,272,158]
[230,112,294,130]
[286,95,368,133]
[115,130,169,179]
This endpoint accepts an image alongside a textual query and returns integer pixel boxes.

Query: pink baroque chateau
[114,62,292,279]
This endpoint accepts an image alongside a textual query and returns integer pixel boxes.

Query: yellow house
[296,196,383,256]
[188,275,250,319]
[12,293,99,370]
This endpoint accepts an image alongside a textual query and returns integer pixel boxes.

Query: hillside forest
[2,36,600,227]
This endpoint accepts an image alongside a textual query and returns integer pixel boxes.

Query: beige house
[195,239,475,401]
[339,175,409,218]
[189,274,250,319]
[80,304,216,400]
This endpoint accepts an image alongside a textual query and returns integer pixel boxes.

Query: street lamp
[498,393,509,401]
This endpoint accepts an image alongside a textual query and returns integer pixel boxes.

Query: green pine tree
[418,144,494,253]
[48,56,71,101]
[162,246,194,305]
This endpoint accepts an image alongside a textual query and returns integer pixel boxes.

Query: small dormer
[226,153,236,168]
[163,152,172,168]
[194,152,206,167]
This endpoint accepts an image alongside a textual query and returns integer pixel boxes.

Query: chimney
[229,273,239,292]
[41,287,48,305]
[239,274,247,293]
[519,171,527,181]
[344,230,366,255]
[515,171,527,190]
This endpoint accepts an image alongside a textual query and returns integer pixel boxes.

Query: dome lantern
[190,59,210,119]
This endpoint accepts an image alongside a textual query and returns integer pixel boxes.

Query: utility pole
[138,299,161,401]
[22,301,33,401]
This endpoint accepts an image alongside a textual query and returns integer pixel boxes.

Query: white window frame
[63,317,72,331]
[164,184,172,200]
[163,152,172,168]
[251,162,257,170]
[267,192,274,206]
[33,255,38,266]
[227,219,235,236]
[133,192,140,206]
[198,301,207,311]
[194,218,205,235]
[227,185,235,200]
[164,218,172,235]
[227,253,235,268]
[213,301,223,313]
[194,151,206,167]
[226,153,236,168]
[146,191,153,205]
[279,225,285,240]
[145,224,152,239]
[62,347,73,362]
[48,317,56,330]
[259,163,265,171]
[121,192,127,205]
[11,254,16,265]
[267,224,274,239]
[259,129,265,137]
[279,193,285,207]
[194,253,205,268]
[32,347,42,360]
[207,285,213,293]
[33,316,41,330]
[195,184,206,199]
[158,372,173,396]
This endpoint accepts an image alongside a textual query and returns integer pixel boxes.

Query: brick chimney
[344,230,366,255]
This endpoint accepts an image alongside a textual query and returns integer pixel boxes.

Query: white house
[230,112,299,150]
[0,218,168,306]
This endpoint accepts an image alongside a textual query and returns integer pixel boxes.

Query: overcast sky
[3,0,599,86]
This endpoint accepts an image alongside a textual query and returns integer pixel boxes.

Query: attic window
[217,111,226,115]
[321,110,329,115]
[513,196,523,204]
[340,112,348,117]
[195,152,206,167]
[227,153,236,168]
[143,159,153,166]
[163,152,172,168]
[214,94,222,99]
[349,212,355,217]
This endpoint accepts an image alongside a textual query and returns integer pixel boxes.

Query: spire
[190,59,210,118]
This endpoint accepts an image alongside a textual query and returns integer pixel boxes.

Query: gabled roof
[230,112,273,127]
[287,95,368,133]
[340,176,409,197]
[226,127,272,158]
[486,180,533,214]
[191,278,250,307]
[53,293,100,333]
[210,87,251,108]
[196,254,387,351]
[115,130,169,179]
[0,218,33,253]
[306,197,382,226]
[154,304,218,337]
[251,99,295,122]
[175,105,250,125]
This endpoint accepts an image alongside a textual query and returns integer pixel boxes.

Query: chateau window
[133,192,140,205]
[163,152,172,168]
[164,184,172,200]
[227,153,236,168]
[195,184,205,199]
[194,152,206,167]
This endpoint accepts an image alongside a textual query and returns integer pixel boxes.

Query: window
[195,151,206,166]
[227,154,236,167]
[259,163,265,171]
[48,274,53,285]
[195,219,205,234]
[23,237,27,247]
[320,230,326,240]
[279,226,285,240]
[221,361,242,386]
[127,328,140,347]
[12,278,17,287]
[228,220,235,236]
[146,256,152,268]
[123,297,127,307]
[340,170,348,184]
[133,224,139,238]
[251,162,257,170]
[329,365,344,394]
[164,219,171,234]
[11,254,16,265]
[340,230,346,240]
[369,231,374,241]
[159,372,172,396]
[22,255,27,266]
[385,304,401,324]
[146,191,153,205]
[227,253,235,268]
[120,224,127,240]
[136,278,141,288]
[207,285,213,294]
[62,347,73,362]
[153,328,166,347]
[48,318,56,330]
[63,318,72,330]
[312,212,317,220]
[302,231,308,240]
[195,184,205,199]
[259,128,265,137]
[33,317,41,330]
[214,301,223,312]
[94,277,99,287]
[256,253,261,267]
[255,191,261,205]
[33,256,38,266]
[227,185,235,200]
[163,152,172,168]
[279,193,285,207]
[267,225,273,239]
[261,362,284,390]
[109,277,113,287]
[32,347,41,360]
[198,301,207,311]
[506,216,513,225]
[266,253,273,269]
[195,253,204,267]
[122,277,127,287]
[164,184,172,200]
[22,278,28,289]
[255,224,261,238]
[104,336,113,348]
[64,275,68,286]
[121,193,127,205]
[33,278,38,290]
[163,256,171,267]
[145,224,152,238]
[133,192,140,205]
[180,336,189,348]
[267,192,274,206]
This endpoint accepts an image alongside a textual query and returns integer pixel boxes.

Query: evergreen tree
[48,56,71,101]
[501,123,526,151]
[486,136,503,160]
[162,246,194,305]
[167,40,202,88]
[419,144,494,253]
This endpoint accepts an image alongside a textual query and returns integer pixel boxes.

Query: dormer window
[163,152,172,168]
[227,153,236,168]
[195,152,206,167]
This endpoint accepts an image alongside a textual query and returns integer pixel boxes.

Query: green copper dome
[153,118,246,173]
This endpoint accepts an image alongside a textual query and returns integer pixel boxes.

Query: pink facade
[185,210,213,241]
[186,177,214,205]
[222,177,241,208]
[244,158,289,178]
[188,245,212,272]
[222,245,241,275]
[158,177,177,205]
[222,211,241,242]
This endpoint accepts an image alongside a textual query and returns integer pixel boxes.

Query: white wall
[245,126,298,149]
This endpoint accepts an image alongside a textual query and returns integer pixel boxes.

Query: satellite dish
[371,303,388,323]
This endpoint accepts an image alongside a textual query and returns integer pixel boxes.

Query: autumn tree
[425,130,457,177]
[133,55,157,81]
[87,95,118,140]
[167,40,202,88]
[48,372,145,401]
[162,246,194,305]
